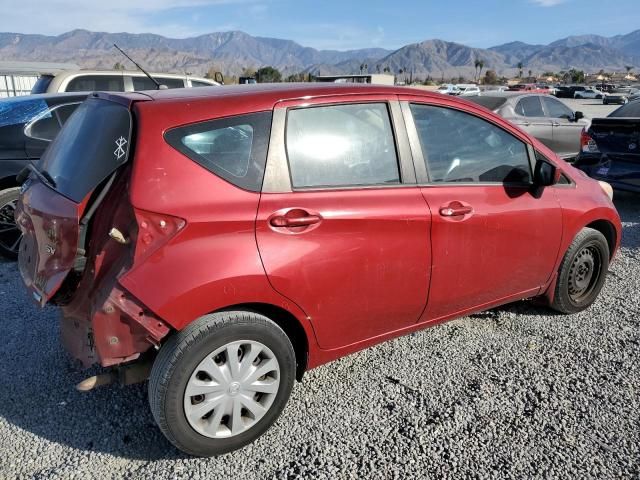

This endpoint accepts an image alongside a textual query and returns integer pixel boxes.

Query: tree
[483,70,498,85]
[474,59,481,82]
[113,62,125,71]
[568,68,585,83]
[256,66,282,83]
[478,60,485,83]
[204,66,221,79]
[528,69,533,80]
[242,67,257,78]
[625,65,634,73]
[517,62,524,78]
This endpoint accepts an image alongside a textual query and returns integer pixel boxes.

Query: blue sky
[3,0,640,50]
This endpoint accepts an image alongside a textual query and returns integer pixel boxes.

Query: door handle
[439,203,473,217]
[270,214,322,228]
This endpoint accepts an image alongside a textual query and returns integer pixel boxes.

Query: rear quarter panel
[119,100,318,348]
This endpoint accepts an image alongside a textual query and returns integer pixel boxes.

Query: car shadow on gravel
[0,266,186,461]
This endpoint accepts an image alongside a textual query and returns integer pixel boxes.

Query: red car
[508,83,551,94]
[16,84,620,456]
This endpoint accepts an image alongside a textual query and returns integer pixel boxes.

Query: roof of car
[103,83,450,107]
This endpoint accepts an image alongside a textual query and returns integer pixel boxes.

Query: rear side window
[38,98,131,202]
[132,76,185,90]
[191,80,214,87]
[286,103,399,188]
[410,104,531,184]
[515,96,544,117]
[24,103,81,142]
[66,75,124,92]
[165,112,272,192]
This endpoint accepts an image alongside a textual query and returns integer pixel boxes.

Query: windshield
[38,97,131,202]
[31,75,54,94]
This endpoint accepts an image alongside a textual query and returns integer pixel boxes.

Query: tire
[551,227,609,314]
[603,99,608,105]
[0,187,22,259]
[576,95,583,99]
[149,311,296,456]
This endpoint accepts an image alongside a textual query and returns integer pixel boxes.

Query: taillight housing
[580,128,600,153]
[133,208,185,262]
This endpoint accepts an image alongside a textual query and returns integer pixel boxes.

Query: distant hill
[0,28,638,79]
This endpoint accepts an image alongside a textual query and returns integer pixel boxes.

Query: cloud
[530,0,567,6]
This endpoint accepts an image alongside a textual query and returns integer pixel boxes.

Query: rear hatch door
[16,94,137,306]
[588,117,640,189]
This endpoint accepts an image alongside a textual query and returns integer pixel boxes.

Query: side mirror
[534,158,561,187]
[573,111,584,122]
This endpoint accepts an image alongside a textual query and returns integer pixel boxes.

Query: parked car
[466,93,589,159]
[16,84,620,457]
[456,84,481,96]
[554,85,586,98]
[573,100,640,192]
[0,92,86,258]
[602,88,636,105]
[574,87,604,99]
[507,84,550,94]
[32,70,220,94]
[436,84,461,95]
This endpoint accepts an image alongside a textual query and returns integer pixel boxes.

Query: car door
[511,96,554,149]
[255,97,431,350]
[400,96,563,322]
[542,96,585,158]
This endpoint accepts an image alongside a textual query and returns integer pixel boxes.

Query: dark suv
[0,93,85,257]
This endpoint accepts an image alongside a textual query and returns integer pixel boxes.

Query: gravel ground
[0,192,638,479]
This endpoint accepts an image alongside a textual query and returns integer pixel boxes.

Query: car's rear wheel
[149,311,296,456]
[551,227,609,314]
[0,187,22,259]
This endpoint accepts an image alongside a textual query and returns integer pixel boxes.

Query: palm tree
[474,59,481,82]
[517,62,524,78]
[528,69,533,81]
[478,60,485,83]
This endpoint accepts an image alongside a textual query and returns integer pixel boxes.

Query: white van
[31,70,220,94]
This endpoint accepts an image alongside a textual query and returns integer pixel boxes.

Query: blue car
[573,100,640,193]
[0,92,87,257]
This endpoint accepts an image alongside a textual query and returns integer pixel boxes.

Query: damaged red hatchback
[17,84,621,456]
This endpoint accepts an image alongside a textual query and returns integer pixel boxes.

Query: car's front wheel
[551,227,610,314]
[149,311,296,456]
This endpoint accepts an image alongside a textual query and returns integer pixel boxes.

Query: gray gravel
[0,193,638,479]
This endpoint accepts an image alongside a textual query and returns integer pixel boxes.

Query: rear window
[31,75,54,94]
[38,97,131,202]
[132,76,185,90]
[609,101,640,117]
[164,111,272,192]
[465,96,508,111]
[66,75,124,92]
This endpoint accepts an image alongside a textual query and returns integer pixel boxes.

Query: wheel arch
[585,219,617,260]
[216,302,309,381]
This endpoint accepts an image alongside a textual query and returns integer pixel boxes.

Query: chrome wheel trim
[183,340,280,439]
[0,198,22,254]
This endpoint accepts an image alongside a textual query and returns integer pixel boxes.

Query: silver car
[466,93,589,160]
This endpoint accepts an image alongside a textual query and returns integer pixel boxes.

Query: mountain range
[0,29,639,80]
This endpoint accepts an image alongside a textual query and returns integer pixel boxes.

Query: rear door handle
[439,203,473,217]
[270,214,322,228]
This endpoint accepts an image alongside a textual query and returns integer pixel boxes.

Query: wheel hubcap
[184,340,280,439]
[568,245,601,303]
[0,198,22,255]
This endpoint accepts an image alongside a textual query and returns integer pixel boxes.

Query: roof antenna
[113,43,167,90]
